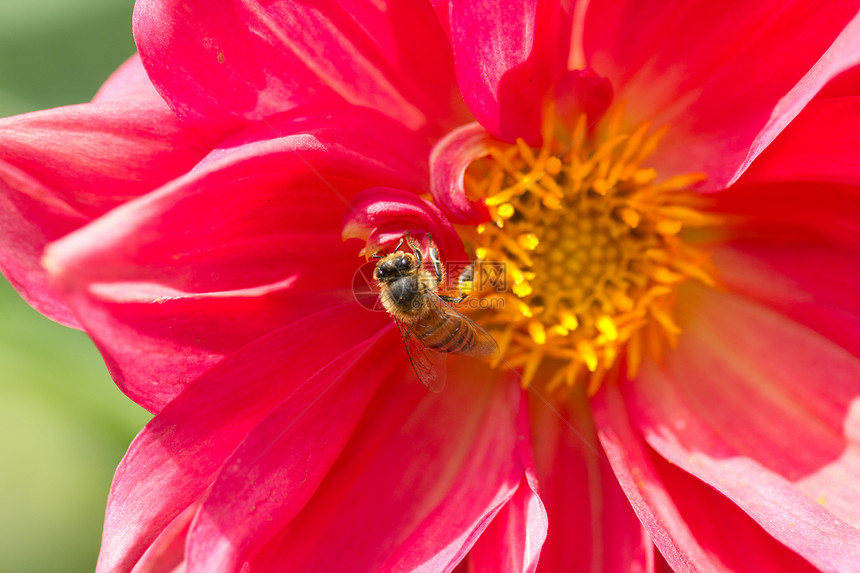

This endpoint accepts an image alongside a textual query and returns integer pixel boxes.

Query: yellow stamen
[528,320,547,345]
[460,102,718,395]
[595,316,619,341]
[497,203,516,219]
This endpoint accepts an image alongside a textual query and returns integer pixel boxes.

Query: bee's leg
[439,293,468,303]
[439,264,474,304]
[426,234,444,284]
[404,231,423,265]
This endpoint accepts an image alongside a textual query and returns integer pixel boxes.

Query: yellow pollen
[595,315,619,341]
[518,233,540,250]
[528,320,547,344]
[512,282,533,297]
[461,102,719,396]
[497,203,516,219]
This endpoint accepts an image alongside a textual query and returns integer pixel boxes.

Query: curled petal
[429,122,493,225]
[132,501,198,573]
[468,480,546,573]
[344,187,468,262]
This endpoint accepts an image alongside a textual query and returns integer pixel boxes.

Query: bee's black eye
[396,257,411,270]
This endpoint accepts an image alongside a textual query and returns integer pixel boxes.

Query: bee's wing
[431,295,500,358]
[395,318,448,393]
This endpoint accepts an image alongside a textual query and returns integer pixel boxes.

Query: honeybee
[373,232,499,392]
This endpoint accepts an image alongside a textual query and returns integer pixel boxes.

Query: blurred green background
[0,1,152,572]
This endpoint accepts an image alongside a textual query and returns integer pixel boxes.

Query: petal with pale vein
[530,388,648,573]
[46,107,429,411]
[134,0,465,139]
[249,364,529,572]
[467,379,546,573]
[584,1,860,188]
[595,380,822,572]
[187,330,402,572]
[629,287,860,571]
[737,97,860,187]
[96,304,387,573]
[0,68,206,326]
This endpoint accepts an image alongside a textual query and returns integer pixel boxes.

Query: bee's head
[375,252,418,282]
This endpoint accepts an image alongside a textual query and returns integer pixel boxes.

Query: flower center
[462,104,719,395]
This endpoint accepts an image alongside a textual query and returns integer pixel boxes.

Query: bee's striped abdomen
[416,304,478,354]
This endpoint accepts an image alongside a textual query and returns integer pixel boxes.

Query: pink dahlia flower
[3,1,860,571]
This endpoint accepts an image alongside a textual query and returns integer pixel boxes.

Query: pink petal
[0,96,206,326]
[716,181,860,250]
[132,502,197,573]
[816,63,860,100]
[447,0,572,143]
[429,122,493,225]
[344,186,468,261]
[739,96,860,187]
[467,478,546,573]
[249,367,527,572]
[530,388,648,573]
[626,286,860,571]
[46,107,428,411]
[0,161,85,327]
[186,329,401,572]
[0,101,208,220]
[583,2,860,189]
[553,68,614,127]
[713,242,860,360]
[92,53,161,103]
[467,384,547,573]
[133,0,466,140]
[96,303,386,573]
[594,380,821,573]
[428,0,451,39]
